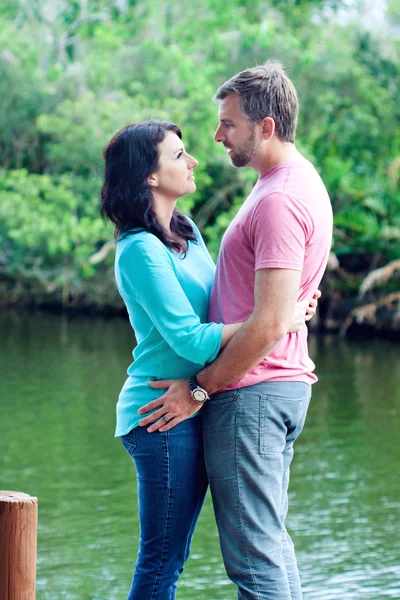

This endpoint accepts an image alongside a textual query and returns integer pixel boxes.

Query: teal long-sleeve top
[114,219,224,437]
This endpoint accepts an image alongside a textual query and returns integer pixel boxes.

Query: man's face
[214,94,261,168]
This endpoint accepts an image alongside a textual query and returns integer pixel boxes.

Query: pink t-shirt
[208,161,333,389]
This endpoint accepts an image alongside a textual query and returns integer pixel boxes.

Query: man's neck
[253,142,305,176]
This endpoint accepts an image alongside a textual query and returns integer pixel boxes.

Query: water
[1,312,400,599]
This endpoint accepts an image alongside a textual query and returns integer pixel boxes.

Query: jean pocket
[208,393,236,405]
[121,428,137,456]
[259,393,308,456]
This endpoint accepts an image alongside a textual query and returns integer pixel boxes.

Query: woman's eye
[177,152,183,158]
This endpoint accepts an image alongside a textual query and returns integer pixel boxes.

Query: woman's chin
[178,183,196,199]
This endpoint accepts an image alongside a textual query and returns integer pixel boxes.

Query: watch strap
[189,375,198,392]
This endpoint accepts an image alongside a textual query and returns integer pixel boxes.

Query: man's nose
[214,125,224,143]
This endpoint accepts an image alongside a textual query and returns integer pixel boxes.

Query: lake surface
[1,311,400,600]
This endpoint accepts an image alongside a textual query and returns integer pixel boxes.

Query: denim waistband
[211,380,310,401]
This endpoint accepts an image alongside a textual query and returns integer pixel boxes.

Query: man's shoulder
[256,162,330,209]
[245,186,295,217]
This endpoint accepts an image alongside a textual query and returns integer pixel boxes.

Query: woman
[100,120,318,599]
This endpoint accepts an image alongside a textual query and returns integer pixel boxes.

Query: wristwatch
[189,375,210,404]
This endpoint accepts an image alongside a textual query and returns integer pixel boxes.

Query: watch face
[193,389,206,402]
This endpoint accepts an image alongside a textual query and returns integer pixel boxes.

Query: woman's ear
[147,173,158,188]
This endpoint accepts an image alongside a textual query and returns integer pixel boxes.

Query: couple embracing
[100,60,333,600]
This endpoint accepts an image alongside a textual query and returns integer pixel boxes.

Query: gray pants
[202,381,312,600]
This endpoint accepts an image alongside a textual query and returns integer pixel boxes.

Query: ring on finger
[162,415,170,423]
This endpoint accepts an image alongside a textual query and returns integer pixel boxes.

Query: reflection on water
[1,312,400,599]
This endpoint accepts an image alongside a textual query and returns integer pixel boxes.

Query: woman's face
[150,131,199,201]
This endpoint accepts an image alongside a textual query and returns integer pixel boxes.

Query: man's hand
[289,289,321,333]
[305,289,321,321]
[138,378,198,432]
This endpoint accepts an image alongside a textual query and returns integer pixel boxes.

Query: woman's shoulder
[118,229,165,250]
[182,215,202,243]
[183,214,197,230]
[116,230,169,266]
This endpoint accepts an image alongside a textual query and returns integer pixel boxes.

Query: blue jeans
[121,416,208,600]
[202,381,312,600]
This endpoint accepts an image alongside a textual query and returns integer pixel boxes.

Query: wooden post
[0,491,38,600]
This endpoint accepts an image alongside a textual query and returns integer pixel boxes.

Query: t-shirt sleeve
[116,236,223,366]
[249,192,312,272]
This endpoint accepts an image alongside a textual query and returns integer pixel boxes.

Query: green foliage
[333,172,400,260]
[0,0,399,307]
[0,169,107,284]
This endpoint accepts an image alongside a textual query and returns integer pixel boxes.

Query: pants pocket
[202,396,237,481]
[121,428,137,456]
[259,390,310,456]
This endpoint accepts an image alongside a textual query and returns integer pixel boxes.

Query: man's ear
[260,117,275,140]
[147,173,158,187]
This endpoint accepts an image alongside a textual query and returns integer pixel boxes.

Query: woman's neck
[152,195,177,233]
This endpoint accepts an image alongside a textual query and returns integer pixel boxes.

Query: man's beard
[228,127,259,167]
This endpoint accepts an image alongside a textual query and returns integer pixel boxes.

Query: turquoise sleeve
[117,238,223,366]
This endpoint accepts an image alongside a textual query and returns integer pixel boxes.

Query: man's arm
[138,267,302,432]
[197,267,301,394]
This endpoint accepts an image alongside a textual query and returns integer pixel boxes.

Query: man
[139,60,333,599]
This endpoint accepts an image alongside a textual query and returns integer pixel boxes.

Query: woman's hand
[138,378,199,432]
[288,289,321,333]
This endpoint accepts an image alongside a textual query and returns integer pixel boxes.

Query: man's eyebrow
[220,118,233,124]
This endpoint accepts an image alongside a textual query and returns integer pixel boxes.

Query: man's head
[213,60,298,169]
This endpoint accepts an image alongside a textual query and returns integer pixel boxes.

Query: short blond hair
[214,60,298,143]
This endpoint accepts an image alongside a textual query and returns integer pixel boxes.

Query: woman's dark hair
[100,120,196,253]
